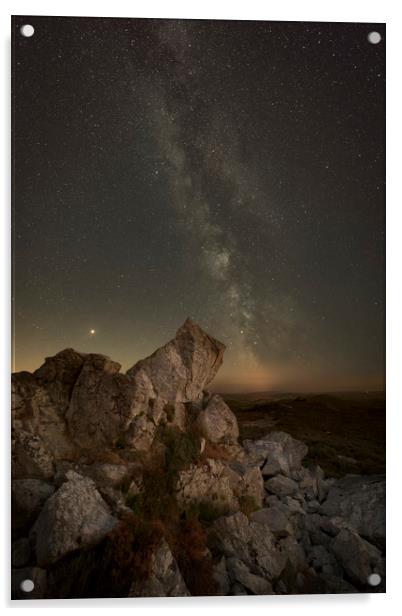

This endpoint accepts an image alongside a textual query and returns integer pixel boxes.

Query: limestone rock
[243,439,289,474]
[66,354,139,449]
[211,512,286,581]
[224,461,265,508]
[321,474,385,548]
[33,348,86,414]
[330,528,385,587]
[12,372,77,466]
[250,507,293,538]
[31,471,118,566]
[193,394,239,444]
[129,538,189,597]
[265,475,298,498]
[227,557,273,594]
[176,459,237,511]
[126,318,225,403]
[244,432,307,476]
[124,413,157,451]
[263,432,308,471]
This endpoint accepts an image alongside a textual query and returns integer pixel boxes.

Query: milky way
[12,16,385,391]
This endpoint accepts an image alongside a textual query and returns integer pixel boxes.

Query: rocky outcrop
[10,319,385,598]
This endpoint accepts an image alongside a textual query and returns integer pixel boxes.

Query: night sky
[12,16,385,392]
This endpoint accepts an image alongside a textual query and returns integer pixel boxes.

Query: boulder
[224,461,265,508]
[243,439,289,475]
[243,432,307,475]
[192,394,239,444]
[265,475,298,498]
[129,538,189,597]
[12,478,55,535]
[126,319,225,402]
[226,557,273,594]
[263,432,308,471]
[66,354,139,449]
[250,507,293,538]
[321,475,385,549]
[330,528,385,588]
[211,512,286,581]
[176,459,237,511]
[296,466,330,503]
[30,471,118,566]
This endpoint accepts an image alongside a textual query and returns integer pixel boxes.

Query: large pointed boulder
[126,318,225,402]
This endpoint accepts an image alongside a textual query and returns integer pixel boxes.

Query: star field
[12,16,385,392]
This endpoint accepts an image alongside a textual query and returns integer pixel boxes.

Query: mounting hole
[20,579,34,593]
[367,573,382,586]
[20,24,35,38]
[367,31,381,45]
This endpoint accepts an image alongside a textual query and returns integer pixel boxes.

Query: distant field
[223,392,385,478]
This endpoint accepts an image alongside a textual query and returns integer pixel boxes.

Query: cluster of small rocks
[11,319,385,599]
[209,433,385,595]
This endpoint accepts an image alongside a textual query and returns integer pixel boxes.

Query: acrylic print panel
[11,15,385,599]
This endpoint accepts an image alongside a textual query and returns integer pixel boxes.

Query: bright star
[90,329,96,335]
